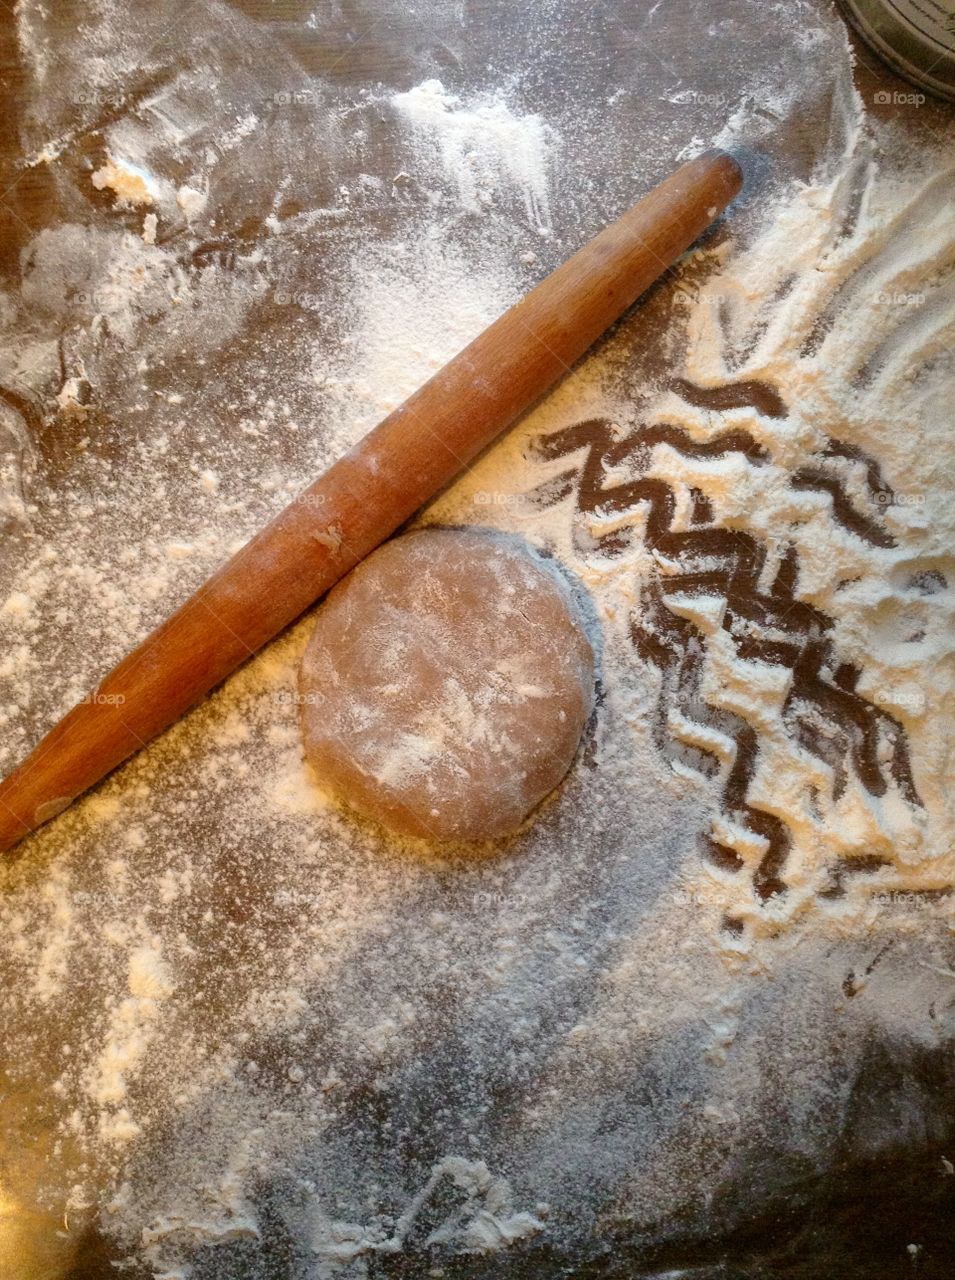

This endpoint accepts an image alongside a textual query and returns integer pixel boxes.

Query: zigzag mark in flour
[528,381,922,904]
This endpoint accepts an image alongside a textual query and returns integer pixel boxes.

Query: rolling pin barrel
[0,149,742,852]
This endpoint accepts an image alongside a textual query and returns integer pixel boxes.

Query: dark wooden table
[0,3,952,1278]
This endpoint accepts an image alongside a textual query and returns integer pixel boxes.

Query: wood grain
[0,148,742,853]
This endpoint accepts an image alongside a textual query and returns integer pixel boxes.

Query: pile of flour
[0,2,953,1278]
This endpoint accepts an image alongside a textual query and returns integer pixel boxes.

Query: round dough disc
[299,527,595,840]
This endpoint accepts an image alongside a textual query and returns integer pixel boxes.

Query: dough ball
[299,527,595,840]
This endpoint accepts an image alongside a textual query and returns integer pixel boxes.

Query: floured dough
[299,527,595,839]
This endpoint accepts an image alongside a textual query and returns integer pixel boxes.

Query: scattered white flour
[307,1157,542,1275]
[391,79,557,233]
[316,234,521,454]
[91,154,160,207]
[176,183,207,221]
[87,942,175,1145]
[0,2,953,1279]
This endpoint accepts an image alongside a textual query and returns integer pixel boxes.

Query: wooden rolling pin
[0,149,742,852]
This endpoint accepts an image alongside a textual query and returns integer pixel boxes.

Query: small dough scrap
[299,527,595,840]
